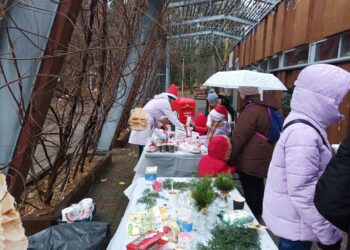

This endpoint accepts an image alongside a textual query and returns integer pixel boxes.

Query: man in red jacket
[198,135,236,177]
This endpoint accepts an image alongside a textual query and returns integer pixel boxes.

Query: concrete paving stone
[86,144,138,237]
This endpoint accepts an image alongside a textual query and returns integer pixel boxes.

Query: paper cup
[233,196,245,210]
[178,232,193,249]
[168,190,179,207]
[145,166,157,181]
[168,144,175,153]
[62,207,80,223]
[80,198,94,219]
[161,144,168,152]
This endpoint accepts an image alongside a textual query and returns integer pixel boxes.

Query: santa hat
[210,105,228,121]
[166,84,178,99]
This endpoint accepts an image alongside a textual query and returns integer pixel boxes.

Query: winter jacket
[193,113,208,136]
[263,64,350,245]
[213,122,231,137]
[129,93,184,145]
[228,92,279,178]
[314,133,350,249]
[198,135,236,177]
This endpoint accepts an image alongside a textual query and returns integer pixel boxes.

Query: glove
[317,239,342,250]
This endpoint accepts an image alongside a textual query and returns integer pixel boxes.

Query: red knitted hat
[166,84,178,99]
[210,105,228,121]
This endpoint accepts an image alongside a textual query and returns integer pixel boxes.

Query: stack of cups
[81,198,94,220]
[145,166,158,182]
[62,205,82,223]
[61,198,95,223]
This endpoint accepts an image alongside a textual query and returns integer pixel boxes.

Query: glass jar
[207,202,218,231]
[218,192,229,211]
[196,210,208,235]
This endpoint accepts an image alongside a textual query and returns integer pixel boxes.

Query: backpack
[128,108,148,131]
[255,107,284,143]
[267,107,284,142]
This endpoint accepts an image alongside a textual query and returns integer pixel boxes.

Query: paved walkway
[87,146,138,234]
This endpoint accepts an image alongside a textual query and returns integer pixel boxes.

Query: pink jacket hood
[263,64,350,245]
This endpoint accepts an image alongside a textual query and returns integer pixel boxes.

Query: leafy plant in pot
[214,173,235,209]
[192,177,216,215]
[191,177,216,234]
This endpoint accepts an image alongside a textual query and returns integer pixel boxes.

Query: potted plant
[214,173,235,209]
[191,177,215,234]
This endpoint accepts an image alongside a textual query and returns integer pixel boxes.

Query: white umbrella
[203,70,287,91]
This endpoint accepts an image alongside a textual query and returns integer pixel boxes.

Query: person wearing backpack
[263,64,350,250]
[128,84,184,159]
[228,86,280,220]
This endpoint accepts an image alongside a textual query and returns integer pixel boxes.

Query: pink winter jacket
[263,64,350,245]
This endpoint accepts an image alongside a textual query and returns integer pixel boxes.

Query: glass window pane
[268,56,279,70]
[341,33,350,57]
[283,45,309,67]
[258,60,268,72]
[315,36,339,61]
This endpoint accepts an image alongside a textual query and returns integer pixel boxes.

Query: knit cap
[207,89,219,104]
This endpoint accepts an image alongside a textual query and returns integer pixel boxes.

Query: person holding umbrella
[228,87,280,220]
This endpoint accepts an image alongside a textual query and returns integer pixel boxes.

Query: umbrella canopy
[203,70,287,91]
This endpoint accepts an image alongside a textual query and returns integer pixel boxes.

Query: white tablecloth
[107,177,278,250]
[133,150,202,181]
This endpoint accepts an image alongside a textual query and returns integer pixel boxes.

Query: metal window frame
[339,31,350,58]
[267,54,280,70]
[169,30,241,40]
[268,33,350,73]
[338,35,343,58]
[282,45,310,68]
[168,0,278,8]
[168,0,223,8]
[312,36,341,63]
[171,14,256,26]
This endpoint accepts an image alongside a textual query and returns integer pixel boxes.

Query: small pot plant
[214,173,235,206]
[191,176,216,215]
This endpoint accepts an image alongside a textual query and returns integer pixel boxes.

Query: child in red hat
[198,135,236,177]
[207,105,231,141]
